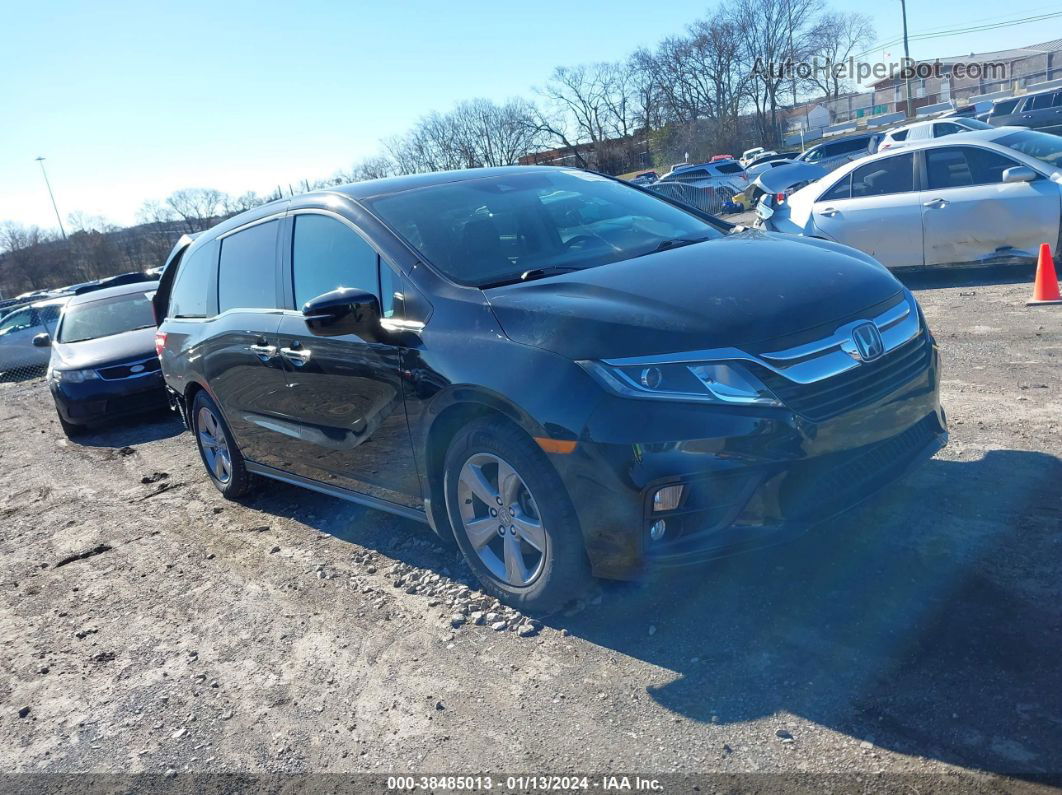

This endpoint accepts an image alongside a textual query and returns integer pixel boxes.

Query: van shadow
[230,448,1060,779]
[550,449,1062,779]
[898,262,1036,291]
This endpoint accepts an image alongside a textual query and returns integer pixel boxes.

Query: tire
[57,411,84,438]
[443,416,591,614]
[190,391,254,499]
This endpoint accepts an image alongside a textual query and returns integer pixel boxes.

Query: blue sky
[2,0,1060,230]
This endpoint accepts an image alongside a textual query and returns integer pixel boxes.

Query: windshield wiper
[639,236,711,257]
[478,265,584,289]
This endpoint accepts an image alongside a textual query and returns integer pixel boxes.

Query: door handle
[923,198,949,208]
[249,343,277,359]
[280,346,312,366]
[819,207,839,217]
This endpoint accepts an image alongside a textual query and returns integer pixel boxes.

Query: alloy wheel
[197,406,232,485]
[456,452,547,587]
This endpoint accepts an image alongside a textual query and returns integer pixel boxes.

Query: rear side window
[714,162,744,174]
[1027,93,1054,111]
[168,244,215,319]
[825,137,871,157]
[933,122,965,137]
[850,153,914,198]
[218,221,279,313]
[291,214,379,309]
[993,99,1019,115]
[925,146,1022,189]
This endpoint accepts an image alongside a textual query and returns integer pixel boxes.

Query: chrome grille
[759,331,931,421]
[96,356,161,381]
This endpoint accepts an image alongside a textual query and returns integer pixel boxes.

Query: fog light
[649,519,667,541]
[652,485,684,512]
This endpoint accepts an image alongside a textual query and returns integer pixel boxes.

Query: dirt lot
[0,270,1059,790]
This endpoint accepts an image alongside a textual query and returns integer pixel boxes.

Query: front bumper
[51,371,168,425]
[554,337,947,579]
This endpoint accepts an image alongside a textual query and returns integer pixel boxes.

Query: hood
[485,230,902,360]
[51,326,157,370]
[752,161,826,195]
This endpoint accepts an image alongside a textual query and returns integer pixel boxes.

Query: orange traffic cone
[1027,243,1062,306]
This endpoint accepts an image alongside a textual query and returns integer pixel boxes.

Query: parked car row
[756,127,1062,270]
[986,86,1062,135]
[0,270,162,375]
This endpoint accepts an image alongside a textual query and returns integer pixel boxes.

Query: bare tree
[806,11,875,99]
[386,98,544,174]
[165,188,226,233]
[734,0,823,145]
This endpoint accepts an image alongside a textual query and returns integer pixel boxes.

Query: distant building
[782,102,831,133]
[867,38,1062,115]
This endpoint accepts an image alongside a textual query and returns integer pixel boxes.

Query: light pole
[34,156,67,240]
[900,0,914,118]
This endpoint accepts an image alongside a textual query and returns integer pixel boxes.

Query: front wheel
[191,391,254,499]
[443,417,591,614]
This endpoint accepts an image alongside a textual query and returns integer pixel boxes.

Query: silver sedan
[757,128,1062,269]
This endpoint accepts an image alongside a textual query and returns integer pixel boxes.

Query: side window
[291,214,378,309]
[934,122,964,137]
[1054,91,1062,108]
[926,146,1021,189]
[993,99,1018,116]
[849,153,914,198]
[38,305,61,330]
[1027,93,1053,111]
[0,308,34,335]
[892,129,909,142]
[820,173,852,201]
[836,137,870,155]
[217,221,280,313]
[169,243,215,319]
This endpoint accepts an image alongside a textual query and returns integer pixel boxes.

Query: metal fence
[646,182,733,215]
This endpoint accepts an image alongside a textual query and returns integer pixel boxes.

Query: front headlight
[48,368,100,384]
[579,359,781,406]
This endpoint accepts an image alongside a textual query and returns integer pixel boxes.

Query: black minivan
[155,166,946,612]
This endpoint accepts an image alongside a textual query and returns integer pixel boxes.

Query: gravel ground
[0,270,1059,790]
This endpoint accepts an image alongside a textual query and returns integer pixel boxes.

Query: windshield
[58,291,156,343]
[363,170,724,287]
[996,130,1062,169]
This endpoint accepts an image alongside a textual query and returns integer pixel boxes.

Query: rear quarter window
[714,162,744,174]
[168,243,216,319]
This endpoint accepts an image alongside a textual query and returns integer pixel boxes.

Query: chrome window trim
[598,294,921,386]
[216,212,286,240]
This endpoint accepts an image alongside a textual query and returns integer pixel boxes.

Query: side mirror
[32,332,51,348]
[1002,166,1037,184]
[302,287,380,340]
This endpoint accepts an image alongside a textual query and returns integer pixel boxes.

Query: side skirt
[244,461,429,525]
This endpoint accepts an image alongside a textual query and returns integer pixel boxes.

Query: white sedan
[757,128,1062,269]
[878,117,994,151]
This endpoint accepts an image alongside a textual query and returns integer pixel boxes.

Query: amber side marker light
[535,438,577,454]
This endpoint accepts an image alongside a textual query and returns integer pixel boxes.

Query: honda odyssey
[155,166,947,612]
